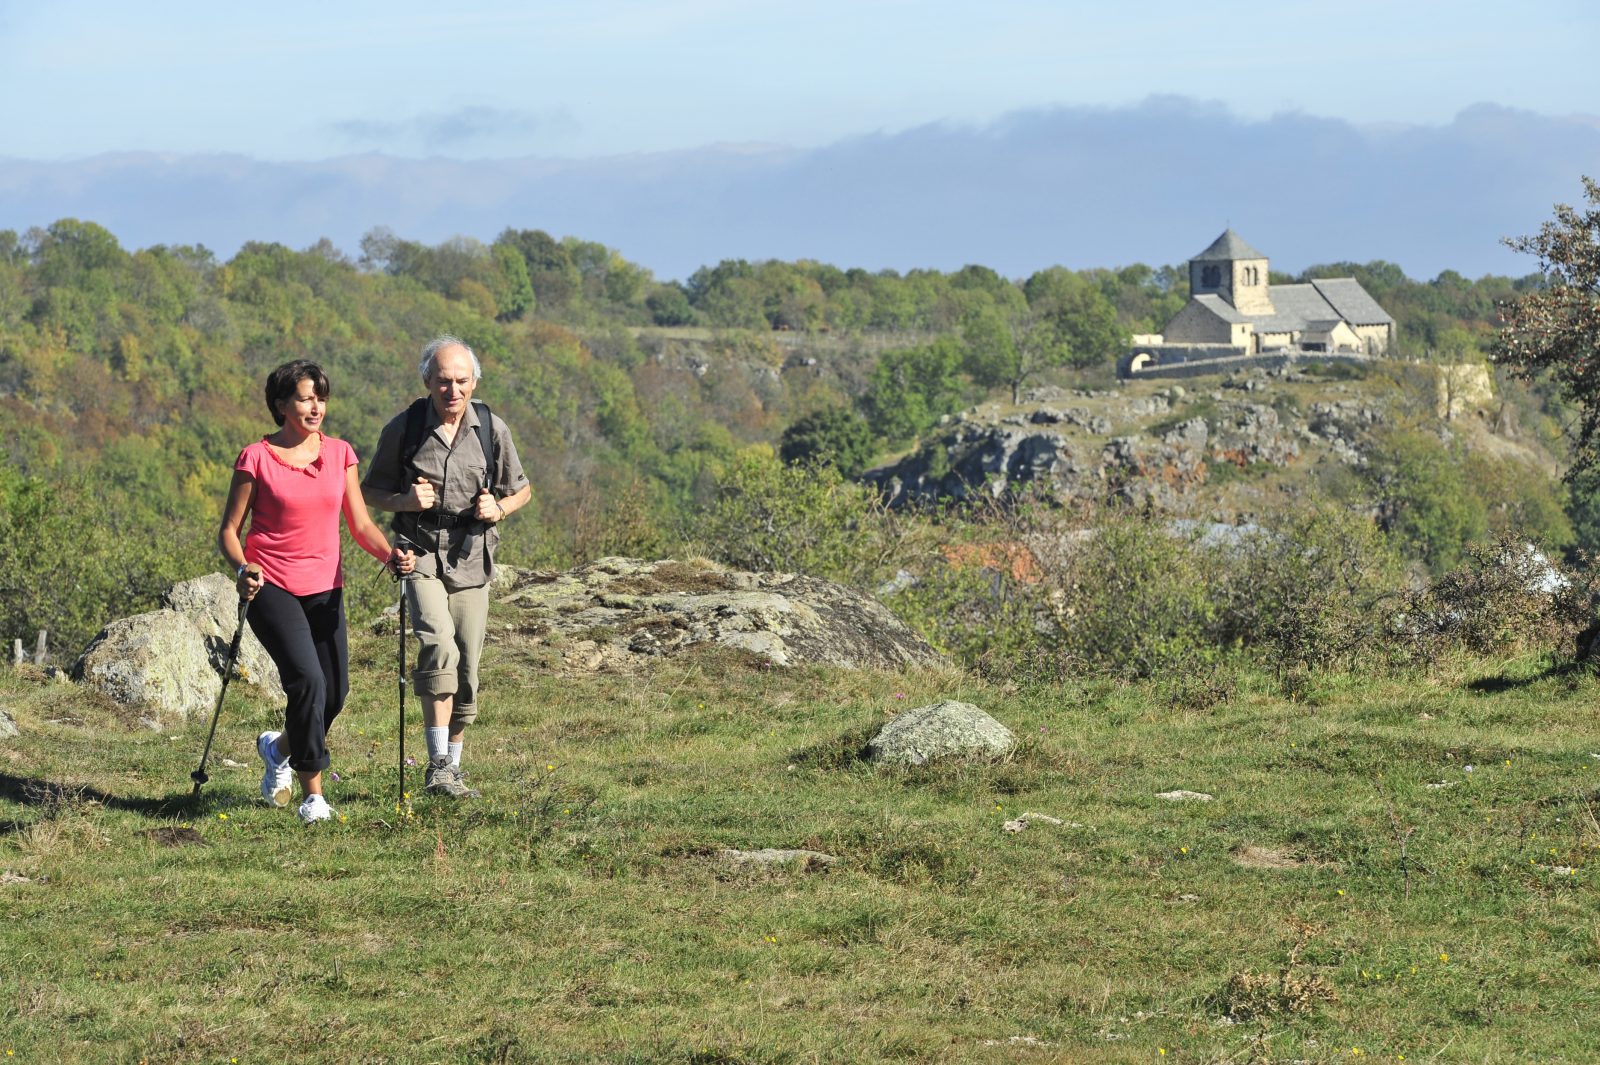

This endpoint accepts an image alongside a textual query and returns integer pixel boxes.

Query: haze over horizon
[3,1,1597,280]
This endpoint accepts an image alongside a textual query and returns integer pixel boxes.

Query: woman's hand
[387,545,416,577]
[236,563,264,601]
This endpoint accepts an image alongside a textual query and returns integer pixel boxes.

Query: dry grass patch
[1230,844,1322,870]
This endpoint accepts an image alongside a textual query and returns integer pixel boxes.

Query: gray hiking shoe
[424,757,480,799]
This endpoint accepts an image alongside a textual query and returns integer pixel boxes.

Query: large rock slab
[73,572,284,724]
[495,557,943,673]
[864,700,1015,766]
[74,610,225,723]
[163,574,284,702]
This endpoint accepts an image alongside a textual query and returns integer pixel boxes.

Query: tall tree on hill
[1493,176,1600,473]
[960,304,1072,404]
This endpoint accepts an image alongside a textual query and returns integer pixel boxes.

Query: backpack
[399,396,497,494]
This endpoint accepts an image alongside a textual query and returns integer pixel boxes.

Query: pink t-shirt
[235,435,358,596]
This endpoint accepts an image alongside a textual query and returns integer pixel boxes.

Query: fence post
[11,639,22,667]
[34,631,48,668]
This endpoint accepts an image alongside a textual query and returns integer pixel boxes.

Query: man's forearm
[364,487,415,513]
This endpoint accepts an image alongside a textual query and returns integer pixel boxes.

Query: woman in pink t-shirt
[217,360,415,825]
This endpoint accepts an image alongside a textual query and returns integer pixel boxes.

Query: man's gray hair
[419,335,483,384]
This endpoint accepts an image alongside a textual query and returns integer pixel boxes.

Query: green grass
[3,630,1599,1062]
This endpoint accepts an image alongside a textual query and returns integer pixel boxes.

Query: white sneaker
[257,731,293,808]
[297,793,335,824]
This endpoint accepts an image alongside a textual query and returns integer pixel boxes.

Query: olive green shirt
[363,401,528,587]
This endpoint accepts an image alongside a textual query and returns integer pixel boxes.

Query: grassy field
[2,624,1599,1063]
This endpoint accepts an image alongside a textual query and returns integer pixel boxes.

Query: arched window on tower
[1201,265,1221,288]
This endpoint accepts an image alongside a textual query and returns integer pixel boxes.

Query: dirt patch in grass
[140,826,209,847]
[1231,844,1316,870]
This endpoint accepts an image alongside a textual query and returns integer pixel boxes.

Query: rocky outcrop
[1209,403,1300,468]
[865,424,1210,511]
[865,384,1325,511]
[72,573,283,725]
[864,700,1015,766]
[492,557,943,673]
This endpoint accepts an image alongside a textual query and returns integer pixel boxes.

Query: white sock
[425,727,450,763]
[449,741,463,768]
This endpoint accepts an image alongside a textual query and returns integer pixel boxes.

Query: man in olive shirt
[364,335,531,798]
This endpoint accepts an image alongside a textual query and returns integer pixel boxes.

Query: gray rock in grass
[864,700,1015,766]
[74,610,224,724]
[73,572,286,724]
[718,848,836,870]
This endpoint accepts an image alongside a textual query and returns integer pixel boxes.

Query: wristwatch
[237,562,250,579]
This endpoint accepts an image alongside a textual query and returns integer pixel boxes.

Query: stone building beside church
[1119,230,1395,379]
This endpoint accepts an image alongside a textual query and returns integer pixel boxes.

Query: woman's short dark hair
[264,360,331,426]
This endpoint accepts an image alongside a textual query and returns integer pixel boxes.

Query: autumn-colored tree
[1493,176,1600,472]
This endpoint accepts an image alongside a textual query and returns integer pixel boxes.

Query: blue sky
[4,0,1596,161]
[2,2,1597,278]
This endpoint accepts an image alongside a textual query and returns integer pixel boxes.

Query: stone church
[1119,230,1395,378]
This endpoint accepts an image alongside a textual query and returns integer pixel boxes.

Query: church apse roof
[1191,229,1268,262]
[1310,278,1394,325]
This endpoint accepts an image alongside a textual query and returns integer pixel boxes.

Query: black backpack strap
[472,400,497,494]
[399,396,432,484]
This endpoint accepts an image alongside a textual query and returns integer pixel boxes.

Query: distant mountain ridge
[3,99,1596,280]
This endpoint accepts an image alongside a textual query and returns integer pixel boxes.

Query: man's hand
[475,488,504,523]
[411,477,437,511]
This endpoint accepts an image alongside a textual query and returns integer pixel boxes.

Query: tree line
[0,215,1566,656]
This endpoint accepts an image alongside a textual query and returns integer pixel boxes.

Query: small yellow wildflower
[218,813,228,821]
[546,764,554,771]
[1179,847,1188,854]
[1439,952,1449,963]
[1337,889,1345,896]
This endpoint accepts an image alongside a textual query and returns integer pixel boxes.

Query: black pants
[246,582,348,774]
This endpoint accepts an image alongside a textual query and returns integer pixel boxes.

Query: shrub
[1224,500,1408,671]
[1042,509,1223,679]
[778,407,876,479]
[1365,427,1488,573]
[693,447,926,589]
[1398,532,1597,659]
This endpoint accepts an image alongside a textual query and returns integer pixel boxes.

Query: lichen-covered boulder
[0,708,17,740]
[864,700,1015,766]
[73,572,284,724]
[73,610,224,724]
[494,557,943,673]
[163,573,284,703]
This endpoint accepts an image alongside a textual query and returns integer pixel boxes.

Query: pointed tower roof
[1191,229,1267,262]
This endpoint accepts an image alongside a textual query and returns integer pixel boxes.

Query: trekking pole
[191,596,250,797]
[395,537,412,814]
